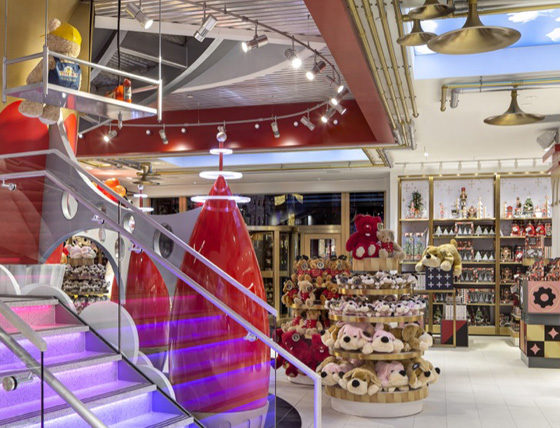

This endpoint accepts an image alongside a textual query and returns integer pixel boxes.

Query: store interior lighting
[242,34,269,53]
[159,127,168,145]
[126,2,153,29]
[306,60,326,81]
[284,48,302,69]
[271,120,280,138]
[321,107,336,123]
[300,115,315,131]
[194,13,218,42]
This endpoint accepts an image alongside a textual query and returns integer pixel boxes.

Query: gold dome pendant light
[427,0,521,54]
[397,19,437,46]
[408,0,455,20]
[483,89,544,126]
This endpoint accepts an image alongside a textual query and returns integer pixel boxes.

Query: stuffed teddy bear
[294,255,311,276]
[377,227,405,261]
[281,314,305,334]
[281,279,298,306]
[281,330,312,375]
[316,356,355,386]
[319,279,339,304]
[293,276,315,308]
[345,215,383,259]
[415,239,462,277]
[339,363,381,396]
[363,324,404,354]
[302,311,323,337]
[334,323,374,352]
[310,333,330,369]
[328,255,350,277]
[309,257,326,278]
[375,361,409,392]
[19,19,82,124]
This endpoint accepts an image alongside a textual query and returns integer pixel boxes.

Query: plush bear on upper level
[345,215,383,260]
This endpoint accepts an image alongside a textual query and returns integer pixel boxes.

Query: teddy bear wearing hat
[19,19,82,124]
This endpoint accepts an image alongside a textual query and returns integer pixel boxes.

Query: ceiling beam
[91,30,127,80]
[95,16,326,47]
[119,47,187,69]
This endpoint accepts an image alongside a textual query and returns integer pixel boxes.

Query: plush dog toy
[315,356,356,386]
[406,357,440,388]
[402,324,433,352]
[415,239,462,277]
[321,323,341,348]
[19,19,82,124]
[345,215,383,259]
[339,363,381,396]
[334,323,374,352]
[377,227,405,261]
[375,361,409,392]
[363,324,404,354]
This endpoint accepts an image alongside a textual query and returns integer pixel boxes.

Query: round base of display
[195,402,269,428]
[288,374,314,386]
[330,396,423,418]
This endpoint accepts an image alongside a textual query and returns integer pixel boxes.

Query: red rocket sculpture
[111,250,170,370]
[168,175,270,415]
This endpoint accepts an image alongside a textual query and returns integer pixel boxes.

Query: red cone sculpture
[169,175,269,414]
[111,250,170,370]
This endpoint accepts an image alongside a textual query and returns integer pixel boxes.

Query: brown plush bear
[281,279,298,306]
[293,275,315,308]
[377,227,405,261]
[19,19,82,124]
[415,239,462,277]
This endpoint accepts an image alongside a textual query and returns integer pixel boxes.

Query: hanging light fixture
[397,19,437,46]
[321,107,336,123]
[284,38,302,69]
[194,5,218,42]
[427,0,520,55]
[242,23,268,52]
[483,89,544,126]
[306,61,326,81]
[126,2,154,29]
[408,0,455,20]
[300,113,315,131]
[271,120,280,138]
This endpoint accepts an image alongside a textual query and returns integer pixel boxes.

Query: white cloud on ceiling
[508,11,542,23]
[546,28,560,42]
[421,20,438,33]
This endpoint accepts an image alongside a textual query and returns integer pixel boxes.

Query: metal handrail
[0,300,47,352]
[0,324,106,427]
[0,149,278,317]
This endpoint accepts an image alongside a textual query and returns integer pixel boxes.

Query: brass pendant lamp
[483,89,544,126]
[427,0,521,55]
[408,0,454,20]
[397,19,436,46]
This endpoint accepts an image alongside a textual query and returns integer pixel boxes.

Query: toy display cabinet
[352,257,399,272]
[520,280,560,368]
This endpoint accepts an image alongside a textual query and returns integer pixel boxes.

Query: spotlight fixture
[293,121,299,127]
[397,19,436,46]
[327,75,345,94]
[216,126,227,143]
[321,107,336,123]
[306,61,326,81]
[159,127,168,145]
[209,147,233,155]
[427,0,520,55]
[242,24,269,53]
[450,90,460,109]
[146,129,151,135]
[330,88,348,106]
[194,12,218,42]
[271,120,280,138]
[484,90,544,126]
[126,3,154,30]
[181,127,187,134]
[408,0,455,20]
[300,114,315,131]
[254,123,260,129]
[78,133,83,139]
[458,161,462,170]
[284,48,302,69]
[337,84,345,94]
[423,147,429,158]
[477,160,481,170]
[333,119,339,125]
[103,128,117,143]
[333,103,347,115]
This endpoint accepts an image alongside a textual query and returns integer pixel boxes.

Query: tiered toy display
[277,255,351,382]
[319,273,438,417]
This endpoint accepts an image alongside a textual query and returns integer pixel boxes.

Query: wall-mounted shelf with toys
[399,173,551,336]
[318,271,439,418]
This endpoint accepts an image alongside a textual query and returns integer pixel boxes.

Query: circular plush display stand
[328,386,426,418]
[196,402,269,428]
[288,374,314,386]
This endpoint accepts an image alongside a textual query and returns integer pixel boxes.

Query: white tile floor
[275,336,560,428]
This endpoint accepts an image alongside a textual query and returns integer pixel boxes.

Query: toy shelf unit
[323,279,439,418]
[398,173,552,336]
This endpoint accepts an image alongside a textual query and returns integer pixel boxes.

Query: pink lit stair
[0,297,194,427]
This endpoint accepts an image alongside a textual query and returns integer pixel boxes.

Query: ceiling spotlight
[306,61,326,81]
[397,19,436,47]
[271,120,280,138]
[333,119,339,125]
[284,48,302,69]
[146,129,151,135]
[450,90,460,109]
[300,115,315,131]
[78,132,83,139]
[321,107,336,123]
[103,134,110,143]
[181,127,187,134]
[216,126,227,143]
[242,34,269,53]
[159,127,168,145]
[337,84,345,94]
[209,147,233,155]
[330,87,349,106]
[423,148,429,158]
[104,128,117,143]
[254,123,260,129]
[333,103,347,115]
[126,3,153,30]
[194,13,217,42]
[293,121,299,127]
[427,0,520,55]
[484,89,544,126]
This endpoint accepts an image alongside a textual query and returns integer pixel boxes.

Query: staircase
[0,296,195,427]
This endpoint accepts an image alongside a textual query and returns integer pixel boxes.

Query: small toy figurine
[523,198,534,218]
[459,187,468,212]
[467,205,477,219]
[478,197,483,218]
[515,197,522,217]
[439,203,445,219]
[506,205,513,219]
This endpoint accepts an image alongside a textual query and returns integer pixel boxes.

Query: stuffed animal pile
[274,330,330,378]
[326,296,427,318]
[346,215,404,261]
[335,272,417,291]
[316,356,440,396]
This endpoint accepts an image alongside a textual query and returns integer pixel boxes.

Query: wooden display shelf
[339,288,412,296]
[286,304,327,311]
[461,261,496,265]
[329,313,424,324]
[500,262,523,265]
[500,217,551,221]
[433,218,495,222]
[454,282,495,286]
[465,303,495,306]
[428,324,498,335]
[352,257,399,272]
[434,235,496,239]
[325,385,428,404]
[333,349,423,361]
[399,218,429,222]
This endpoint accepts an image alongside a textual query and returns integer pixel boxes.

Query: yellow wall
[0,0,92,109]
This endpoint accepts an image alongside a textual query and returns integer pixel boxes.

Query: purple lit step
[0,304,57,331]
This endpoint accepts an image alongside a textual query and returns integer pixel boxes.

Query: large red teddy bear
[346,214,383,259]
